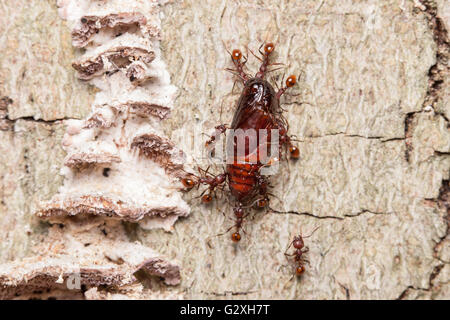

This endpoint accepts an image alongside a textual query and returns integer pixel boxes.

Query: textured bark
[0,0,449,299]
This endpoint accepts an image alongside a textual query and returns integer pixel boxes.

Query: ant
[284,226,319,276]
[182,166,227,204]
[217,205,251,242]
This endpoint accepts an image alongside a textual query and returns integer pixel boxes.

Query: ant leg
[194,188,209,199]
[277,264,291,273]
[284,240,294,257]
[265,66,284,74]
[205,124,228,156]
[215,225,234,238]
[231,79,239,95]
[258,42,265,56]
[246,45,263,62]
[205,124,227,145]
[284,252,296,263]
[284,252,296,258]
[242,211,251,219]
[271,75,280,92]
[301,258,311,266]
[198,165,211,176]
[241,51,248,67]
[284,254,294,264]
[224,68,247,83]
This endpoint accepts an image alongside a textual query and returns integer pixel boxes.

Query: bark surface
[0,0,449,299]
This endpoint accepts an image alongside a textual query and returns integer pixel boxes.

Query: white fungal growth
[38,0,191,230]
[1,0,192,299]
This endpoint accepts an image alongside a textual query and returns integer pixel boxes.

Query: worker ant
[284,227,319,276]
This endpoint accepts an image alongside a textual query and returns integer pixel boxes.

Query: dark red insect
[284,227,318,276]
[182,42,299,242]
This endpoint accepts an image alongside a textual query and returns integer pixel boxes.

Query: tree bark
[0,0,448,299]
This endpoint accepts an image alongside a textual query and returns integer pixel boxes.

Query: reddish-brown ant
[217,205,249,243]
[182,166,227,204]
[284,227,319,276]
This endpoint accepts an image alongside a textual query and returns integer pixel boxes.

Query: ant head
[232,49,242,61]
[181,177,196,189]
[285,75,297,88]
[289,145,300,159]
[264,43,275,55]
[293,236,304,249]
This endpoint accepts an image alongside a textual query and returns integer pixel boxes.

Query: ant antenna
[246,44,263,62]
[302,226,320,238]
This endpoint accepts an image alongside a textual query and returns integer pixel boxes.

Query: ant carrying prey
[182,42,300,242]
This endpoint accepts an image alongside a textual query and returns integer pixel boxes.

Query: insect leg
[246,44,263,62]
[215,225,234,238]
[284,240,294,257]
[205,124,228,157]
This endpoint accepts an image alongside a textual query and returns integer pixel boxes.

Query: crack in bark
[404,111,416,162]
[337,281,350,300]
[1,95,82,126]
[301,132,405,142]
[270,208,393,220]
[434,151,450,156]
[5,116,76,124]
[200,290,255,296]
